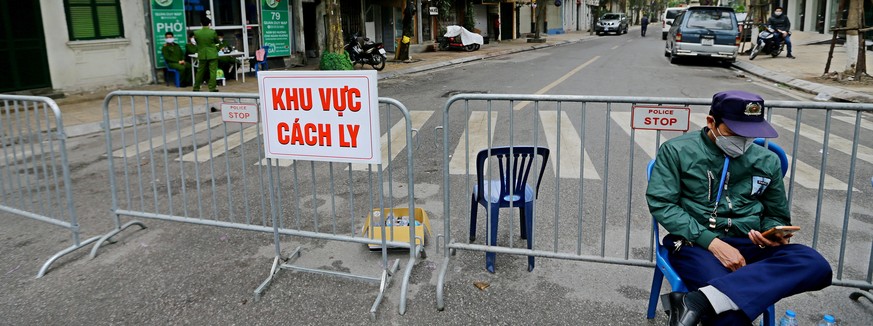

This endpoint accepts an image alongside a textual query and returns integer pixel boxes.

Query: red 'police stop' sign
[631,105,691,131]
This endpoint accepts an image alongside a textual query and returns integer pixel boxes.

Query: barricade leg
[38,236,101,278]
[0,95,113,278]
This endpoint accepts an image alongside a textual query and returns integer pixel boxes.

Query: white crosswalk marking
[350,111,433,171]
[831,115,873,132]
[611,112,661,159]
[769,115,873,164]
[113,115,225,158]
[449,111,498,175]
[178,125,260,162]
[783,154,854,190]
[539,111,600,180]
[256,158,294,167]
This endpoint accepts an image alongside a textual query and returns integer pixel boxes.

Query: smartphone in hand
[760,226,800,241]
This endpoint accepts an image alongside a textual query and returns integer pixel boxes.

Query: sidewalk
[53,27,873,137]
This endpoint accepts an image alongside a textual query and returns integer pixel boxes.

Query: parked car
[596,13,628,36]
[661,7,687,40]
[665,6,740,66]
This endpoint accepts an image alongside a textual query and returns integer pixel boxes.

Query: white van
[661,7,687,40]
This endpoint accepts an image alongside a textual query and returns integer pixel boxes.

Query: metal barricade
[0,95,101,278]
[434,94,873,310]
[93,91,421,318]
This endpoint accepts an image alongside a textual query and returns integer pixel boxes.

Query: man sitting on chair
[161,32,191,87]
[646,90,832,326]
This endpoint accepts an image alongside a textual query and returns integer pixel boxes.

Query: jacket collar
[699,127,725,157]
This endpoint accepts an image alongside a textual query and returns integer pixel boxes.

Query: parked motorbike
[749,26,785,60]
[344,34,387,71]
[437,25,483,52]
[437,35,480,52]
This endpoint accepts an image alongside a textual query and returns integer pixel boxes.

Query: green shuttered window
[64,0,124,40]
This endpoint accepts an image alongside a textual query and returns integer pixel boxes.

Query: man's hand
[749,229,791,247]
[781,31,788,37]
[708,238,746,271]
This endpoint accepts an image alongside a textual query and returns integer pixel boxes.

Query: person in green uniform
[193,18,219,92]
[216,32,238,80]
[160,32,191,87]
[647,91,831,326]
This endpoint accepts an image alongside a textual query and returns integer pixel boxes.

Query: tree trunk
[824,0,848,75]
[326,0,344,53]
[844,0,860,74]
[853,1,867,80]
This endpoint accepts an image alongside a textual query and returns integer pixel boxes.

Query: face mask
[219,38,223,42]
[774,11,783,16]
[190,38,196,45]
[165,38,175,44]
[713,127,754,158]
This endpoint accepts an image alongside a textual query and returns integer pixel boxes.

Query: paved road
[2,33,872,325]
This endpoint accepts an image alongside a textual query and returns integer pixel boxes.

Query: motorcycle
[344,34,387,71]
[437,35,480,52]
[437,25,483,52]
[749,26,785,60]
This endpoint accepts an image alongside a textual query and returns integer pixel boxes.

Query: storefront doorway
[0,0,51,92]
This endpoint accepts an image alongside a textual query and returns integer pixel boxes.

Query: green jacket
[646,128,790,249]
[193,27,219,60]
[161,42,185,65]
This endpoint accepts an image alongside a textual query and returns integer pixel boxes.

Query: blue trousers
[664,234,832,326]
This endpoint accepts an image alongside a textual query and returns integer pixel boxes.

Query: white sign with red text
[258,71,381,164]
[631,105,691,131]
[221,103,258,123]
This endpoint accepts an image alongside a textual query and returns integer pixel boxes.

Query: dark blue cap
[710,90,778,138]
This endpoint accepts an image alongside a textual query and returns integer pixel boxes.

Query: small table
[189,50,247,85]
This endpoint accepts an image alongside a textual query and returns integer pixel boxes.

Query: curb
[379,34,598,80]
[732,61,873,103]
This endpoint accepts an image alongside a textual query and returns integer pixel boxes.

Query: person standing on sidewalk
[193,17,220,92]
[767,7,795,59]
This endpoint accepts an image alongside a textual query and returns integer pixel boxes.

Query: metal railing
[434,94,873,310]
[93,91,422,319]
[0,95,101,277]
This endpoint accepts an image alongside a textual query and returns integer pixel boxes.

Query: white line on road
[449,111,498,175]
[179,124,260,162]
[514,56,600,111]
[113,115,225,158]
[540,111,601,179]
[831,115,873,132]
[769,115,873,164]
[611,112,660,159]
[350,111,433,171]
[256,158,294,167]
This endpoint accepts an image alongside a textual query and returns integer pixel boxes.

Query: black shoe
[787,55,796,59]
[661,292,706,326]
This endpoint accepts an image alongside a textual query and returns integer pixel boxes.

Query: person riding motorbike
[641,16,649,37]
[767,6,794,59]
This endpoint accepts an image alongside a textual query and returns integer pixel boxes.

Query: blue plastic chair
[469,146,549,273]
[164,68,181,87]
[645,139,787,326]
[254,45,270,73]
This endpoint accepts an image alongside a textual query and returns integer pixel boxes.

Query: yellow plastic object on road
[362,207,431,250]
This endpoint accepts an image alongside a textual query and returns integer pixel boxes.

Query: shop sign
[261,0,291,57]
[429,7,438,15]
[150,0,187,68]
